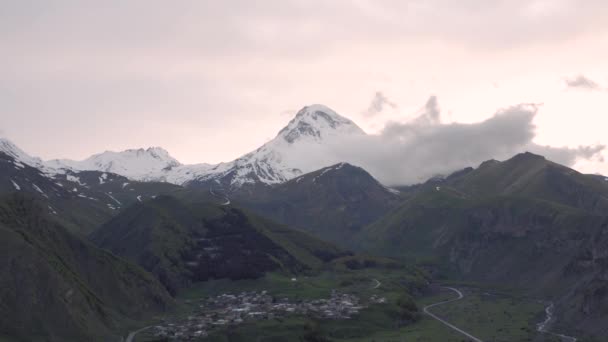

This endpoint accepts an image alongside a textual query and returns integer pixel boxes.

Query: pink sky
[1,1,607,174]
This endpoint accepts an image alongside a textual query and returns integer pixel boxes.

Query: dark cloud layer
[331,98,604,185]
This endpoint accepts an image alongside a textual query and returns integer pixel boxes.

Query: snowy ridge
[1,104,371,189]
[0,138,50,172]
[47,147,183,181]
[182,105,366,187]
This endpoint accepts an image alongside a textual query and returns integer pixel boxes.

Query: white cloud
[328,98,604,185]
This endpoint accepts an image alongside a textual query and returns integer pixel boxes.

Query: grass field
[135,271,554,342]
[429,288,542,341]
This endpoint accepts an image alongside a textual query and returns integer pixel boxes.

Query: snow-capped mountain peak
[277,104,365,143]
[47,146,182,181]
[184,104,367,188]
[2,104,370,190]
[0,137,47,170]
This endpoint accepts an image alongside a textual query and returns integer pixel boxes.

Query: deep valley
[1,106,607,342]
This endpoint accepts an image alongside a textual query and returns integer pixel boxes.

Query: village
[152,290,386,340]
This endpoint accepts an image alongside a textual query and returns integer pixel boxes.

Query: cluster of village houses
[152,290,386,340]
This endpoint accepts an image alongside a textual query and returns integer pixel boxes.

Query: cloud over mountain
[329,98,604,185]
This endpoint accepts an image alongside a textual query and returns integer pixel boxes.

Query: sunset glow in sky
[2,1,607,175]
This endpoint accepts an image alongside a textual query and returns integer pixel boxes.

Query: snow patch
[106,193,122,206]
[32,184,48,198]
[48,205,58,215]
[66,174,84,185]
[313,167,333,182]
[10,180,21,191]
[77,194,98,201]
[385,187,400,195]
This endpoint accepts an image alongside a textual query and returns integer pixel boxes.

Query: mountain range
[2,104,608,341]
[9,104,366,190]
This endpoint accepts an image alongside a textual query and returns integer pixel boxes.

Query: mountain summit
[47,147,182,181]
[182,105,366,188]
[1,105,368,189]
[277,105,365,144]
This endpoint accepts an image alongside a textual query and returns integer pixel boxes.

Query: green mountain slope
[357,153,608,339]
[91,195,346,295]
[1,150,183,235]
[449,152,608,213]
[232,163,401,247]
[0,193,173,342]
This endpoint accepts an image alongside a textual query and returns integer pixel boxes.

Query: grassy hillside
[356,153,608,339]
[0,193,173,342]
[1,151,184,235]
[450,152,608,214]
[232,163,401,247]
[91,195,347,295]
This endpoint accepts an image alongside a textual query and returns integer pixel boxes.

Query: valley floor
[128,270,571,342]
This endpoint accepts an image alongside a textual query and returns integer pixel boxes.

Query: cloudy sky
[1,0,607,176]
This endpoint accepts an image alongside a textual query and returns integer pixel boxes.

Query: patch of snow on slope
[66,174,84,185]
[385,187,400,195]
[106,193,122,206]
[48,205,58,215]
[77,194,98,201]
[32,184,48,198]
[10,180,21,191]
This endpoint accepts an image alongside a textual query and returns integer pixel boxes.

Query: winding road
[125,326,151,342]
[423,287,484,342]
